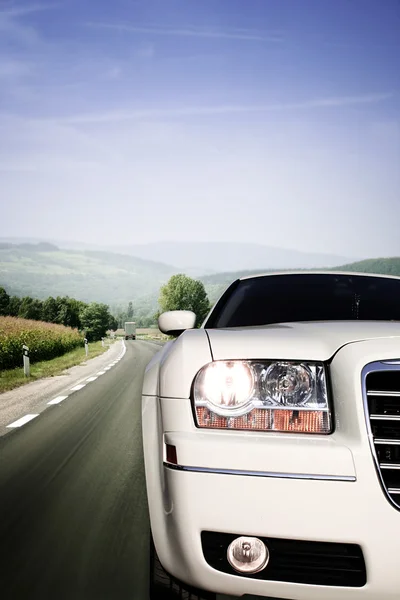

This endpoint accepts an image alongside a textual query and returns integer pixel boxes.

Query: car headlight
[193,361,331,434]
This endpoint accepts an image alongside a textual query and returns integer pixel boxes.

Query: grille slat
[374,439,400,445]
[368,390,400,397]
[365,366,400,510]
[370,414,400,420]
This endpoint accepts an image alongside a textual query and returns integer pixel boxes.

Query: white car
[142,271,400,600]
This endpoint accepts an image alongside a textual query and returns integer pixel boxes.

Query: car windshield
[204,274,400,328]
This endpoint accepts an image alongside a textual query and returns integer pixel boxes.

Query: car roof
[239,270,400,282]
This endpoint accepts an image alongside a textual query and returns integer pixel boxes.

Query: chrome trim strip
[370,414,400,420]
[367,390,400,397]
[163,462,356,482]
[362,360,400,512]
[380,463,400,469]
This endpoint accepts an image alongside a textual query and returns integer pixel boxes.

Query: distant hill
[0,244,176,304]
[102,241,355,273]
[0,237,356,274]
[333,257,400,277]
[1,241,398,323]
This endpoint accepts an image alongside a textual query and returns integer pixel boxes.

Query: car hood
[206,321,400,362]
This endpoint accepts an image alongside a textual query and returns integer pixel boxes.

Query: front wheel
[150,537,216,600]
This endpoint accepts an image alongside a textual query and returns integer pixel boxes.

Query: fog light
[227,536,269,574]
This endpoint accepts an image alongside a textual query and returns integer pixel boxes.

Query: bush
[0,316,84,370]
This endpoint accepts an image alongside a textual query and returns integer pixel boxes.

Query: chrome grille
[363,363,400,510]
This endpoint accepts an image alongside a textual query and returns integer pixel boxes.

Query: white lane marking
[86,376,98,382]
[97,371,106,375]
[48,395,68,405]
[104,367,111,371]
[107,364,114,368]
[7,414,39,428]
[70,384,86,391]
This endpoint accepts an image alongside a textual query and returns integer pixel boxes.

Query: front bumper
[156,465,400,599]
[143,339,400,599]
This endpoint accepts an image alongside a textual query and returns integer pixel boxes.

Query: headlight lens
[262,363,314,407]
[193,360,331,434]
[196,361,255,417]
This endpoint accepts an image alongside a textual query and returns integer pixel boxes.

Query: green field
[0,316,84,370]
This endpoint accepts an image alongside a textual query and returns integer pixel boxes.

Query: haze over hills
[0,238,356,274]
[0,243,176,305]
[105,242,358,272]
[1,241,399,326]
[1,240,399,320]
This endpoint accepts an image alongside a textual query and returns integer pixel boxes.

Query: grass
[136,328,169,341]
[0,340,109,394]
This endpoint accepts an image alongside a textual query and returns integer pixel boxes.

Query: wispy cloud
[87,22,283,43]
[0,2,61,46]
[48,93,393,125]
[0,2,60,18]
[0,3,49,45]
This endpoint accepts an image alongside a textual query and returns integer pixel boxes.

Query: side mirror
[158,310,196,336]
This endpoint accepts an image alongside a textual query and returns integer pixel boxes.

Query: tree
[8,296,21,317]
[41,296,58,323]
[127,301,134,319]
[0,287,10,316]
[18,297,43,320]
[108,314,118,331]
[56,297,86,329]
[79,302,114,341]
[158,274,210,326]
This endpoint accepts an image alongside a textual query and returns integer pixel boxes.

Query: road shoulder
[0,340,125,436]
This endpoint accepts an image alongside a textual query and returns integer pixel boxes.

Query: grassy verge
[135,328,170,342]
[0,341,110,394]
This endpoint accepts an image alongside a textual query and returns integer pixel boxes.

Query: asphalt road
[0,340,160,600]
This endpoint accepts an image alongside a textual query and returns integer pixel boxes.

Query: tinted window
[205,274,400,328]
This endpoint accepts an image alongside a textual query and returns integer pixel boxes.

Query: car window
[205,275,400,328]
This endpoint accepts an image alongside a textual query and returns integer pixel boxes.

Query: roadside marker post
[84,338,89,357]
[101,338,105,348]
[23,344,30,377]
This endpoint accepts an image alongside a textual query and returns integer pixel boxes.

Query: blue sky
[0,0,399,257]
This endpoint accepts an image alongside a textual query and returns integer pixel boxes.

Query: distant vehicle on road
[124,321,136,340]
[142,271,400,599]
